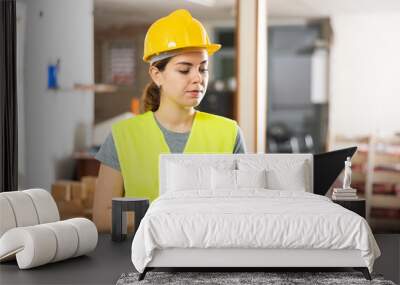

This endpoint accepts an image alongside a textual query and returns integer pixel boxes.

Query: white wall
[20,0,94,190]
[329,13,400,141]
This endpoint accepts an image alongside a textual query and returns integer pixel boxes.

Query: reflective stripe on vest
[112,111,237,201]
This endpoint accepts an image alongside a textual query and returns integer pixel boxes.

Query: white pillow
[168,162,211,191]
[166,159,236,192]
[211,169,268,190]
[266,167,306,191]
[211,168,236,190]
[237,158,309,192]
[236,169,267,189]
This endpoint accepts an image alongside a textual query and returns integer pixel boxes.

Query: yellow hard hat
[143,9,221,63]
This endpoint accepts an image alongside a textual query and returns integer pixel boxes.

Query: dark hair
[141,57,172,113]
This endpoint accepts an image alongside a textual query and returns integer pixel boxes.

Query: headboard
[159,154,313,195]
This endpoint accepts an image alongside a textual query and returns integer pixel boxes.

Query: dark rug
[116,271,396,285]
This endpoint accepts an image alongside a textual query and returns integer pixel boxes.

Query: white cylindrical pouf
[0,196,17,237]
[65,218,98,257]
[1,192,39,227]
[0,226,57,269]
[24,189,60,223]
[42,221,79,262]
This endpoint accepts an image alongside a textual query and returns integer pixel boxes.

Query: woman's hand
[92,163,123,232]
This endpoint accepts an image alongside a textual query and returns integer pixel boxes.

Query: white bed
[131,154,380,280]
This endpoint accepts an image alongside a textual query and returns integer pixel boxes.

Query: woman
[93,9,246,232]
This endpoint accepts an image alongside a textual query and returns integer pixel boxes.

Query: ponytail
[140,56,172,113]
[141,82,160,112]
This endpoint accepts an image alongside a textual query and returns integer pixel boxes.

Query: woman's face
[153,50,209,109]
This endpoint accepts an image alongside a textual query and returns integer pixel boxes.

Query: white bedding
[131,190,380,273]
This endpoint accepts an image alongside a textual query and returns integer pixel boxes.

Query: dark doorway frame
[0,0,18,192]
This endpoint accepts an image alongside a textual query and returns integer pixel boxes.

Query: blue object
[48,64,58,89]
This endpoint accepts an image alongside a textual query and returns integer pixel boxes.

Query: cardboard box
[51,180,82,202]
[51,177,97,220]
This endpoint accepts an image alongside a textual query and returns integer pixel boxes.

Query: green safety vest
[112,111,237,201]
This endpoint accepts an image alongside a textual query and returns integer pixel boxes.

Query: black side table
[112,197,149,242]
[332,198,366,218]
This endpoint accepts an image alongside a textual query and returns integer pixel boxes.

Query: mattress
[131,190,380,273]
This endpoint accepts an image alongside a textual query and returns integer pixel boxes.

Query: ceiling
[94,0,400,28]
[94,0,235,28]
[268,0,400,18]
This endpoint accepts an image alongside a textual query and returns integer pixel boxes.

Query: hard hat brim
[144,43,222,63]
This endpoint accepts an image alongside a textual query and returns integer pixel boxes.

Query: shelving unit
[331,135,400,233]
[368,136,400,232]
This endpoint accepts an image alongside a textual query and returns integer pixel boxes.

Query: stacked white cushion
[0,189,98,269]
[24,188,60,223]
[0,189,60,237]
[0,196,17,237]
[64,218,98,257]
[1,191,40,227]
[0,218,98,269]
[0,225,57,268]
[42,221,79,262]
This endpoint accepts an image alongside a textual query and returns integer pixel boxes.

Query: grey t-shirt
[95,117,247,171]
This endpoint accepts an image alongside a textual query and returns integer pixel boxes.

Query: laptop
[313,146,358,196]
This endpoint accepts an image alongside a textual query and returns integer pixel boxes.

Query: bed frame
[140,248,371,280]
[138,154,371,281]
